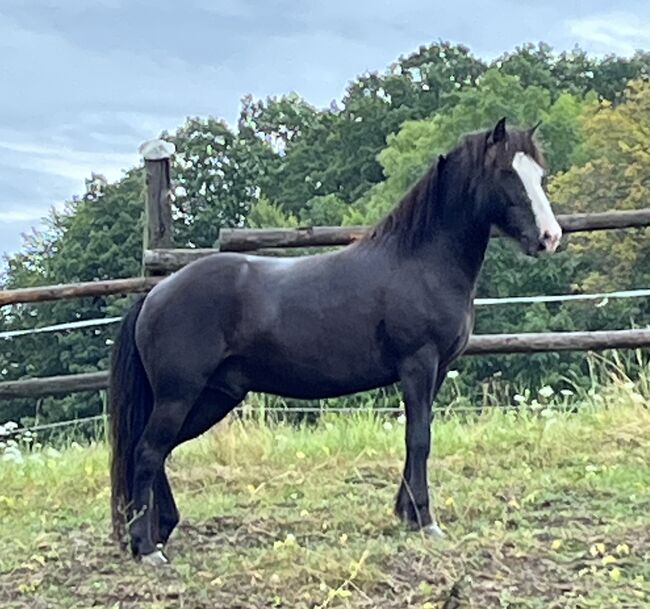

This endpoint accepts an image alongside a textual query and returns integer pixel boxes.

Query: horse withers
[109,118,562,564]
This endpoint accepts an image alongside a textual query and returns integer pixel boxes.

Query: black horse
[109,118,562,564]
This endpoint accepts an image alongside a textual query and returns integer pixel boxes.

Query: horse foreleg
[395,348,445,537]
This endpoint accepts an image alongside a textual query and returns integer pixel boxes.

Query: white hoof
[422,523,446,539]
[141,549,169,566]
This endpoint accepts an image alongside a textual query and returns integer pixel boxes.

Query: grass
[0,390,649,607]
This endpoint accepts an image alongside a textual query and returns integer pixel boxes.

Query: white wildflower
[2,446,24,464]
[44,447,61,459]
[538,386,554,398]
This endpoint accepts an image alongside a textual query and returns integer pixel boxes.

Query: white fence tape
[2,288,650,340]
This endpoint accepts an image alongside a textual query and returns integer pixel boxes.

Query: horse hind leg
[155,471,179,548]
[151,387,244,554]
[129,395,195,563]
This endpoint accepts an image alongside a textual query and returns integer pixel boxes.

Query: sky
[2,0,650,263]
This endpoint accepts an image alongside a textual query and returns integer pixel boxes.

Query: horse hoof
[422,523,446,539]
[141,549,169,566]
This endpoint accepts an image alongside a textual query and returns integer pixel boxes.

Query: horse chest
[382,294,471,361]
[440,314,472,364]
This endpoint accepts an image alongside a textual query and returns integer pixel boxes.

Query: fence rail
[217,208,650,252]
[4,288,650,341]
[144,208,650,272]
[0,277,161,307]
[2,328,649,401]
[0,372,108,400]
[3,209,650,304]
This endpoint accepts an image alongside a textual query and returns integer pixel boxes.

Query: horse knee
[406,431,431,460]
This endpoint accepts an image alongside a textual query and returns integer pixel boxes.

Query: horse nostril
[539,229,561,253]
[538,232,552,252]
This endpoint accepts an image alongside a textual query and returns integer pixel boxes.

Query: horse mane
[362,127,544,254]
[363,156,443,253]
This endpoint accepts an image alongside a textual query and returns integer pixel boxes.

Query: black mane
[364,127,544,254]
[364,155,443,252]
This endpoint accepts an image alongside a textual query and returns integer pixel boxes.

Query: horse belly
[242,344,396,400]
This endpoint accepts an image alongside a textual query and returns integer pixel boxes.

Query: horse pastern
[422,522,446,539]
[140,549,169,566]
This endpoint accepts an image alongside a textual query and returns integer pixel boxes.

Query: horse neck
[424,161,492,289]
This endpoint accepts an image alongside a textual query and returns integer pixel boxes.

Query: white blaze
[512,152,562,252]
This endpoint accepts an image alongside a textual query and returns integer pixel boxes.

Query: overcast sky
[2,0,649,262]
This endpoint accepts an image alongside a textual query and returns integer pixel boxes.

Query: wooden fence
[2,208,650,305]
[1,138,650,402]
[2,329,650,400]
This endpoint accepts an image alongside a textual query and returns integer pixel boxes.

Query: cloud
[0,209,48,222]
[0,136,137,183]
[567,12,650,56]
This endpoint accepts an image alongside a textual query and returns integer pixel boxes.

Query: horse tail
[108,297,152,547]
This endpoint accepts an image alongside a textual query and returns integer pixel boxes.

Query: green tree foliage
[551,80,650,301]
[247,197,298,229]
[496,43,594,99]
[299,195,347,226]
[344,69,591,225]
[167,117,276,247]
[263,43,487,213]
[591,51,650,103]
[1,171,144,425]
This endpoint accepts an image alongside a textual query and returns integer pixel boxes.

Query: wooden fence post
[139,139,176,275]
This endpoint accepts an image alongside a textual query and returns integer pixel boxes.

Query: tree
[495,43,650,104]
[343,69,583,224]
[591,52,650,103]
[260,43,487,214]
[550,80,650,302]
[238,93,320,150]
[247,197,298,229]
[167,117,275,247]
[496,43,597,100]
[299,194,347,226]
[0,170,144,426]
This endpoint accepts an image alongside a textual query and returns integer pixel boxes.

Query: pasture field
[0,389,649,608]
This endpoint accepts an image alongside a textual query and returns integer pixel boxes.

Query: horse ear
[436,154,446,176]
[529,120,542,136]
[488,117,507,145]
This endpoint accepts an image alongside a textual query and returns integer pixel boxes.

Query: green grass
[1,396,649,608]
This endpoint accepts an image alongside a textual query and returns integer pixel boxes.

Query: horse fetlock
[129,514,157,558]
[395,489,432,530]
[130,533,157,559]
[157,519,178,546]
